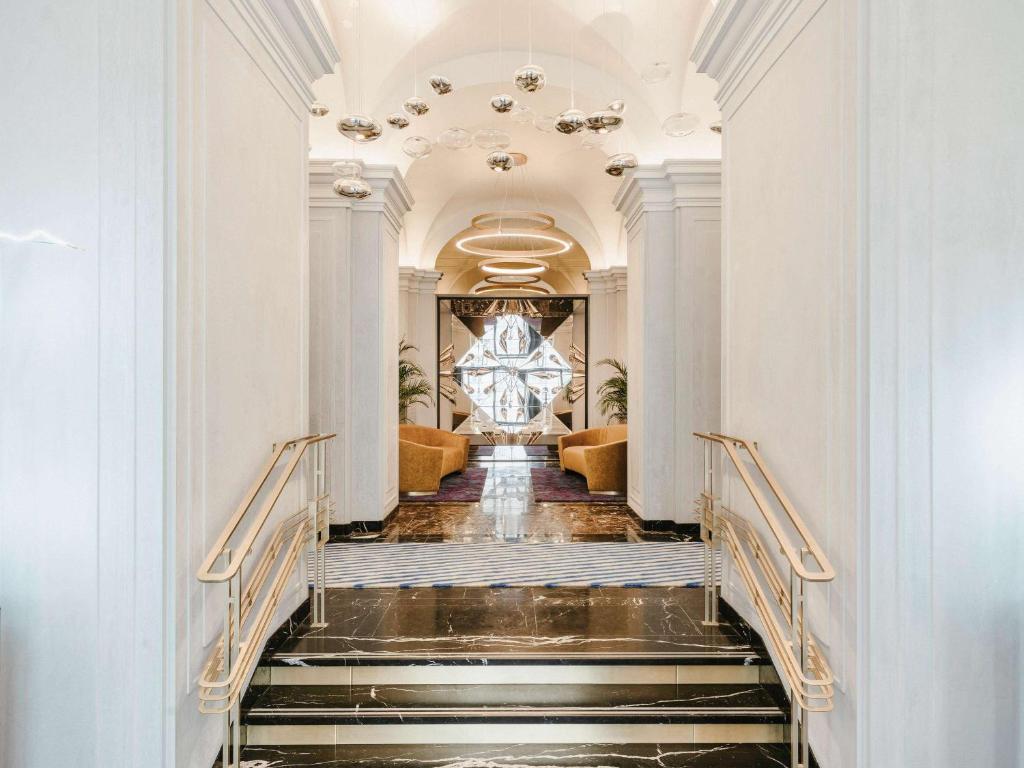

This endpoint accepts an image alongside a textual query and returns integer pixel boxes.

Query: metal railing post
[798,548,809,768]
[309,440,328,628]
[702,438,718,626]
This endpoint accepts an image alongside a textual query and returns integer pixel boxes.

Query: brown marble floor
[375,446,694,543]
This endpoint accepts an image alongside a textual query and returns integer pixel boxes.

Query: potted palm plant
[596,358,627,424]
[399,339,434,423]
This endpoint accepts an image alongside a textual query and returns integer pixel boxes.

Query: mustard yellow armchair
[557,424,627,493]
[399,425,470,493]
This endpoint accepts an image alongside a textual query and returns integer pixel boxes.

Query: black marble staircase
[220,587,804,767]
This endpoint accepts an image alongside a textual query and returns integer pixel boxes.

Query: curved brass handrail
[694,432,834,582]
[197,433,334,583]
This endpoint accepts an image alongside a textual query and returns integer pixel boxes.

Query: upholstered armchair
[398,424,470,494]
[557,424,627,493]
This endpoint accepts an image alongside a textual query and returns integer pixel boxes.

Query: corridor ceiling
[309,0,721,272]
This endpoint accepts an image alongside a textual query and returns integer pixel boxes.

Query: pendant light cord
[528,0,533,63]
[413,0,419,97]
[569,0,576,108]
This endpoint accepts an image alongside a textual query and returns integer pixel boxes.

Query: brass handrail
[197,433,332,582]
[694,431,834,768]
[694,432,834,581]
[195,432,335,768]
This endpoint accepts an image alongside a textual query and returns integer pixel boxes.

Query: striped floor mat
[321,542,720,588]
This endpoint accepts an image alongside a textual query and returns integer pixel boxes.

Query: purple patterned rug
[524,445,556,456]
[400,468,489,503]
[530,467,626,503]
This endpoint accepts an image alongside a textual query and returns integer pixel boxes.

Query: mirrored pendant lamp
[387,113,410,129]
[438,127,472,150]
[604,152,638,177]
[403,135,433,159]
[336,114,383,142]
[662,111,700,137]
[428,75,453,95]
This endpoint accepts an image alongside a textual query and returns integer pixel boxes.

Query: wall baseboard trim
[639,519,701,538]
[329,505,399,540]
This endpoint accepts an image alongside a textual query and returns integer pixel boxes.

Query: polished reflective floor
[380,446,692,543]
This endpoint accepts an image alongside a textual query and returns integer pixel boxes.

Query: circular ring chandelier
[474,284,551,296]
[485,274,542,285]
[457,230,571,258]
[478,257,548,275]
[471,211,554,230]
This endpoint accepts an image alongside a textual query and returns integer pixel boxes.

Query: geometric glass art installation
[454,313,572,435]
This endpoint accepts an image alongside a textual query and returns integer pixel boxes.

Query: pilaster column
[613,161,721,523]
[309,161,413,524]
[398,267,443,426]
[584,267,628,428]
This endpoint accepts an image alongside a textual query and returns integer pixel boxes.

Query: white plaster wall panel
[398,268,442,427]
[1,1,170,765]
[585,268,628,429]
[309,163,411,523]
[382,221,401,510]
[861,1,1024,764]
[309,209,352,518]
[699,1,858,765]
[676,209,722,519]
[626,225,646,516]
[175,2,318,765]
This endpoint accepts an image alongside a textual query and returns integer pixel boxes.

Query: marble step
[256,662,772,687]
[242,684,788,746]
[218,742,800,767]
[243,683,789,725]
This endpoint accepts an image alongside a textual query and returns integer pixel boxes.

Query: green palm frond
[596,357,628,424]
[398,339,434,423]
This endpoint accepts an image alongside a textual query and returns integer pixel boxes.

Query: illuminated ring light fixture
[485,274,542,285]
[471,211,554,230]
[456,230,571,258]
[474,284,551,296]
[478,257,548,275]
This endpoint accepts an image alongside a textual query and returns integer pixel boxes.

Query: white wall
[585,268,628,428]
[860,1,1024,765]
[2,2,334,767]
[399,268,442,427]
[615,163,722,523]
[172,1,334,764]
[697,1,1024,766]
[309,163,412,525]
[0,2,171,765]
[696,1,859,764]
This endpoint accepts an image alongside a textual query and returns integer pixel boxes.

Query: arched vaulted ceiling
[309,0,720,271]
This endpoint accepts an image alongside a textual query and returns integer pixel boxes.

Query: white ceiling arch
[309,0,721,271]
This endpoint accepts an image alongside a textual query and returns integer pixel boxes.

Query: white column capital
[613,161,722,231]
[309,160,414,230]
[399,267,443,294]
[584,266,628,295]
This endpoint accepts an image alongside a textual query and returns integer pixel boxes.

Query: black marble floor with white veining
[265,587,764,666]
[217,742,798,767]
[349,446,695,544]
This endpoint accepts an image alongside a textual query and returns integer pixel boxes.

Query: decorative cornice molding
[692,0,824,115]
[584,267,628,294]
[309,160,414,231]
[399,267,443,293]
[613,161,722,232]
[231,0,339,106]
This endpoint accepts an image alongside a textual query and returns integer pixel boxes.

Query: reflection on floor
[266,586,761,661]
[381,445,694,543]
